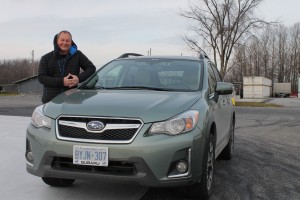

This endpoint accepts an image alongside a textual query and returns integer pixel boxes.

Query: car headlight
[31,105,51,129]
[149,110,199,135]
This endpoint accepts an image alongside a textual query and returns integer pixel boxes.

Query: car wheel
[184,133,215,199]
[219,119,235,160]
[42,177,75,187]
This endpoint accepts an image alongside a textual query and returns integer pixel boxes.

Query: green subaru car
[26,53,235,198]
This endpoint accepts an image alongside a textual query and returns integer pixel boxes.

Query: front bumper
[26,122,206,187]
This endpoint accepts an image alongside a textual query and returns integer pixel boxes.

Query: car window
[207,64,217,94]
[158,71,183,86]
[210,63,222,82]
[158,68,200,90]
[102,65,123,87]
[84,59,202,91]
[85,64,124,88]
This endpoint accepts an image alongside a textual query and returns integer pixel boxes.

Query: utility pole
[31,50,34,76]
[31,50,34,63]
[147,48,152,56]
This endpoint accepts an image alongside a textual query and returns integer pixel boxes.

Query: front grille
[51,157,138,176]
[59,125,137,140]
[56,116,143,143]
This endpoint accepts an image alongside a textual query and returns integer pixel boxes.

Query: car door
[207,63,231,149]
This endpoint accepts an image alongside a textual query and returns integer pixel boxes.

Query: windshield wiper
[82,85,106,90]
[107,86,171,91]
[82,85,186,91]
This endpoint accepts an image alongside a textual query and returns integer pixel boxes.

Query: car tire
[42,177,75,187]
[219,119,235,160]
[184,133,215,199]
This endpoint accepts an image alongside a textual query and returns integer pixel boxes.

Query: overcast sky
[0,0,299,67]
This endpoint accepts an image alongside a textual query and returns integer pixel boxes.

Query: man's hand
[64,74,79,88]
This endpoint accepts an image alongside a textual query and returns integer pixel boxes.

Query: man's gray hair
[57,30,72,39]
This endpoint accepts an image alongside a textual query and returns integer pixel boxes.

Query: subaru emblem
[87,121,105,131]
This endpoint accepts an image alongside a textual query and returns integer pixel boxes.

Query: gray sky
[0,0,299,67]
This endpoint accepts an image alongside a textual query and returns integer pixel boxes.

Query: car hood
[44,89,201,123]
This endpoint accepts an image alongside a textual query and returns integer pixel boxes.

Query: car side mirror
[214,82,233,102]
[215,82,233,95]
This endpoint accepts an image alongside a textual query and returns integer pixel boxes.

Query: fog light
[176,160,188,173]
[26,151,34,162]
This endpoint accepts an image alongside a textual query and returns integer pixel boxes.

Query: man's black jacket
[38,34,96,103]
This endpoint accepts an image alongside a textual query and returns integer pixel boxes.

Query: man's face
[57,32,72,54]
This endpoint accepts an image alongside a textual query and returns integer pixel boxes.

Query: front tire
[42,177,75,187]
[184,133,215,199]
[219,119,235,160]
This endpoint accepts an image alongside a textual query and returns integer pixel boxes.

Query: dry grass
[235,102,282,107]
[0,93,18,96]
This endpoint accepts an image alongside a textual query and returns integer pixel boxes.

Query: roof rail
[198,50,209,59]
[117,53,143,59]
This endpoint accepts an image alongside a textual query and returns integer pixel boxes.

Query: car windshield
[82,59,203,91]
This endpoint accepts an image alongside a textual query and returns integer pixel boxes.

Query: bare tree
[0,59,39,85]
[180,0,268,77]
[248,36,261,76]
[229,22,300,93]
[289,23,300,92]
[259,28,271,77]
[276,25,288,82]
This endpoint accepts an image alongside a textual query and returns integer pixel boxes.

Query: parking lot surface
[0,94,299,199]
[142,107,300,200]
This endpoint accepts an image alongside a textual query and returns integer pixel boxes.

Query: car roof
[115,53,208,62]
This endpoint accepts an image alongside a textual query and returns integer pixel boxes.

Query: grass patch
[235,102,282,107]
[0,92,19,96]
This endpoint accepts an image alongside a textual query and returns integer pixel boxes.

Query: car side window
[210,63,222,82]
[207,64,217,94]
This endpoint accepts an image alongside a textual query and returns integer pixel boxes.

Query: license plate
[73,145,108,166]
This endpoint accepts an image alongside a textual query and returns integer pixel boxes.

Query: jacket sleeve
[77,52,96,82]
[38,54,64,87]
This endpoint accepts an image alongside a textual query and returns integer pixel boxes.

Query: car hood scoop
[44,89,201,123]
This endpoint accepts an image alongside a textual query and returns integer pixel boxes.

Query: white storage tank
[243,76,271,98]
[274,83,291,97]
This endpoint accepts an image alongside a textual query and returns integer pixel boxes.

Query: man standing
[38,30,96,103]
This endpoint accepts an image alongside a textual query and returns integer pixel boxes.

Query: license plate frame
[73,145,108,166]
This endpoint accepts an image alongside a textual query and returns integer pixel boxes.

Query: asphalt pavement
[0,94,42,116]
[0,94,299,200]
[0,115,148,200]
